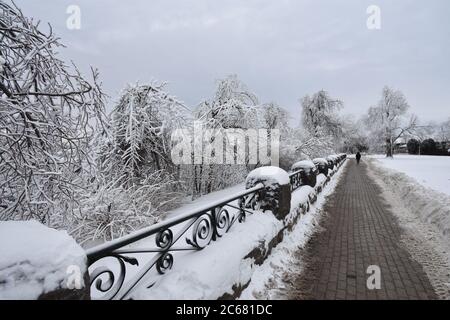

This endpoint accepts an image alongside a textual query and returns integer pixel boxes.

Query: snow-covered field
[369,154,450,195]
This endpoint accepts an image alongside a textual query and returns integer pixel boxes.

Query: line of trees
[407,138,449,155]
[0,3,348,244]
[4,2,446,244]
[342,86,450,158]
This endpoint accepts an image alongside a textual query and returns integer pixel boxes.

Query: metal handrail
[86,157,346,300]
[86,182,265,300]
[86,183,264,262]
[288,170,303,191]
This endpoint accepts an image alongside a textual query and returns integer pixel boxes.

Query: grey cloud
[16,0,450,122]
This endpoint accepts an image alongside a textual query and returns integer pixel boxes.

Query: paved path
[290,160,437,300]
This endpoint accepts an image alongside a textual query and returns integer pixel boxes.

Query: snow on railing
[86,154,346,300]
[86,183,265,300]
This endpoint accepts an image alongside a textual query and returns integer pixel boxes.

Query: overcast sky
[16,0,450,123]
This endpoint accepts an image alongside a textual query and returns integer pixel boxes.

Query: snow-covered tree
[296,90,343,158]
[0,2,107,222]
[294,128,335,158]
[434,118,450,143]
[189,75,261,196]
[339,116,369,153]
[365,86,417,157]
[195,74,260,130]
[261,102,289,130]
[73,82,189,243]
[101,82,187,187]
[301,90,343,139]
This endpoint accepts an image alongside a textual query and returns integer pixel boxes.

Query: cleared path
[290,160,437,300]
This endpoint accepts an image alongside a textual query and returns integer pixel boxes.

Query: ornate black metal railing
[289,170,303,192]
[85,158,345,300]
[86,183,265,300]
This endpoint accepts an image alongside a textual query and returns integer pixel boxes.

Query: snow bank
[369,158,450,252]
[0,220,87,299]
[370,154,450,195]
[245,166,290,186]
[133,184,316,300]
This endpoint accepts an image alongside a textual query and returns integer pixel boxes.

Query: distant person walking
[356,152,361,164]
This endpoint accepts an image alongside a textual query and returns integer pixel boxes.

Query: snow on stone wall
[245,166,290,187]
[133,162,346,300]
[0,220,87,299]
[291,160,315,172]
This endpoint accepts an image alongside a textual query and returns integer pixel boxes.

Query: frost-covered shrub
[66,171,181,244]
[69,82,189,243]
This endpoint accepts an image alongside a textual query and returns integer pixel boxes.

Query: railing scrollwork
[86,183,264,300]
[289,170,303,191]
[85,157,345,300]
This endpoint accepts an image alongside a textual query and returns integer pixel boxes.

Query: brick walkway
[290,160,437,300]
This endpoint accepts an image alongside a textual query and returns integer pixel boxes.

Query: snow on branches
[296,90,344,159]
[301,90,343,139]
[102,82,188,187]
[364,86,417,157]
[195,74,260,130]
[67,82,190,243]
[187,75,263,197]
[0,1,351,244]
[0,2,107,222]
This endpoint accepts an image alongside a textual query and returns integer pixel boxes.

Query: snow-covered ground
[367,157,450,299]
[369,154,450,195]
[368,154,450,248]
[369,154,450,256]
[163,183,246,221]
